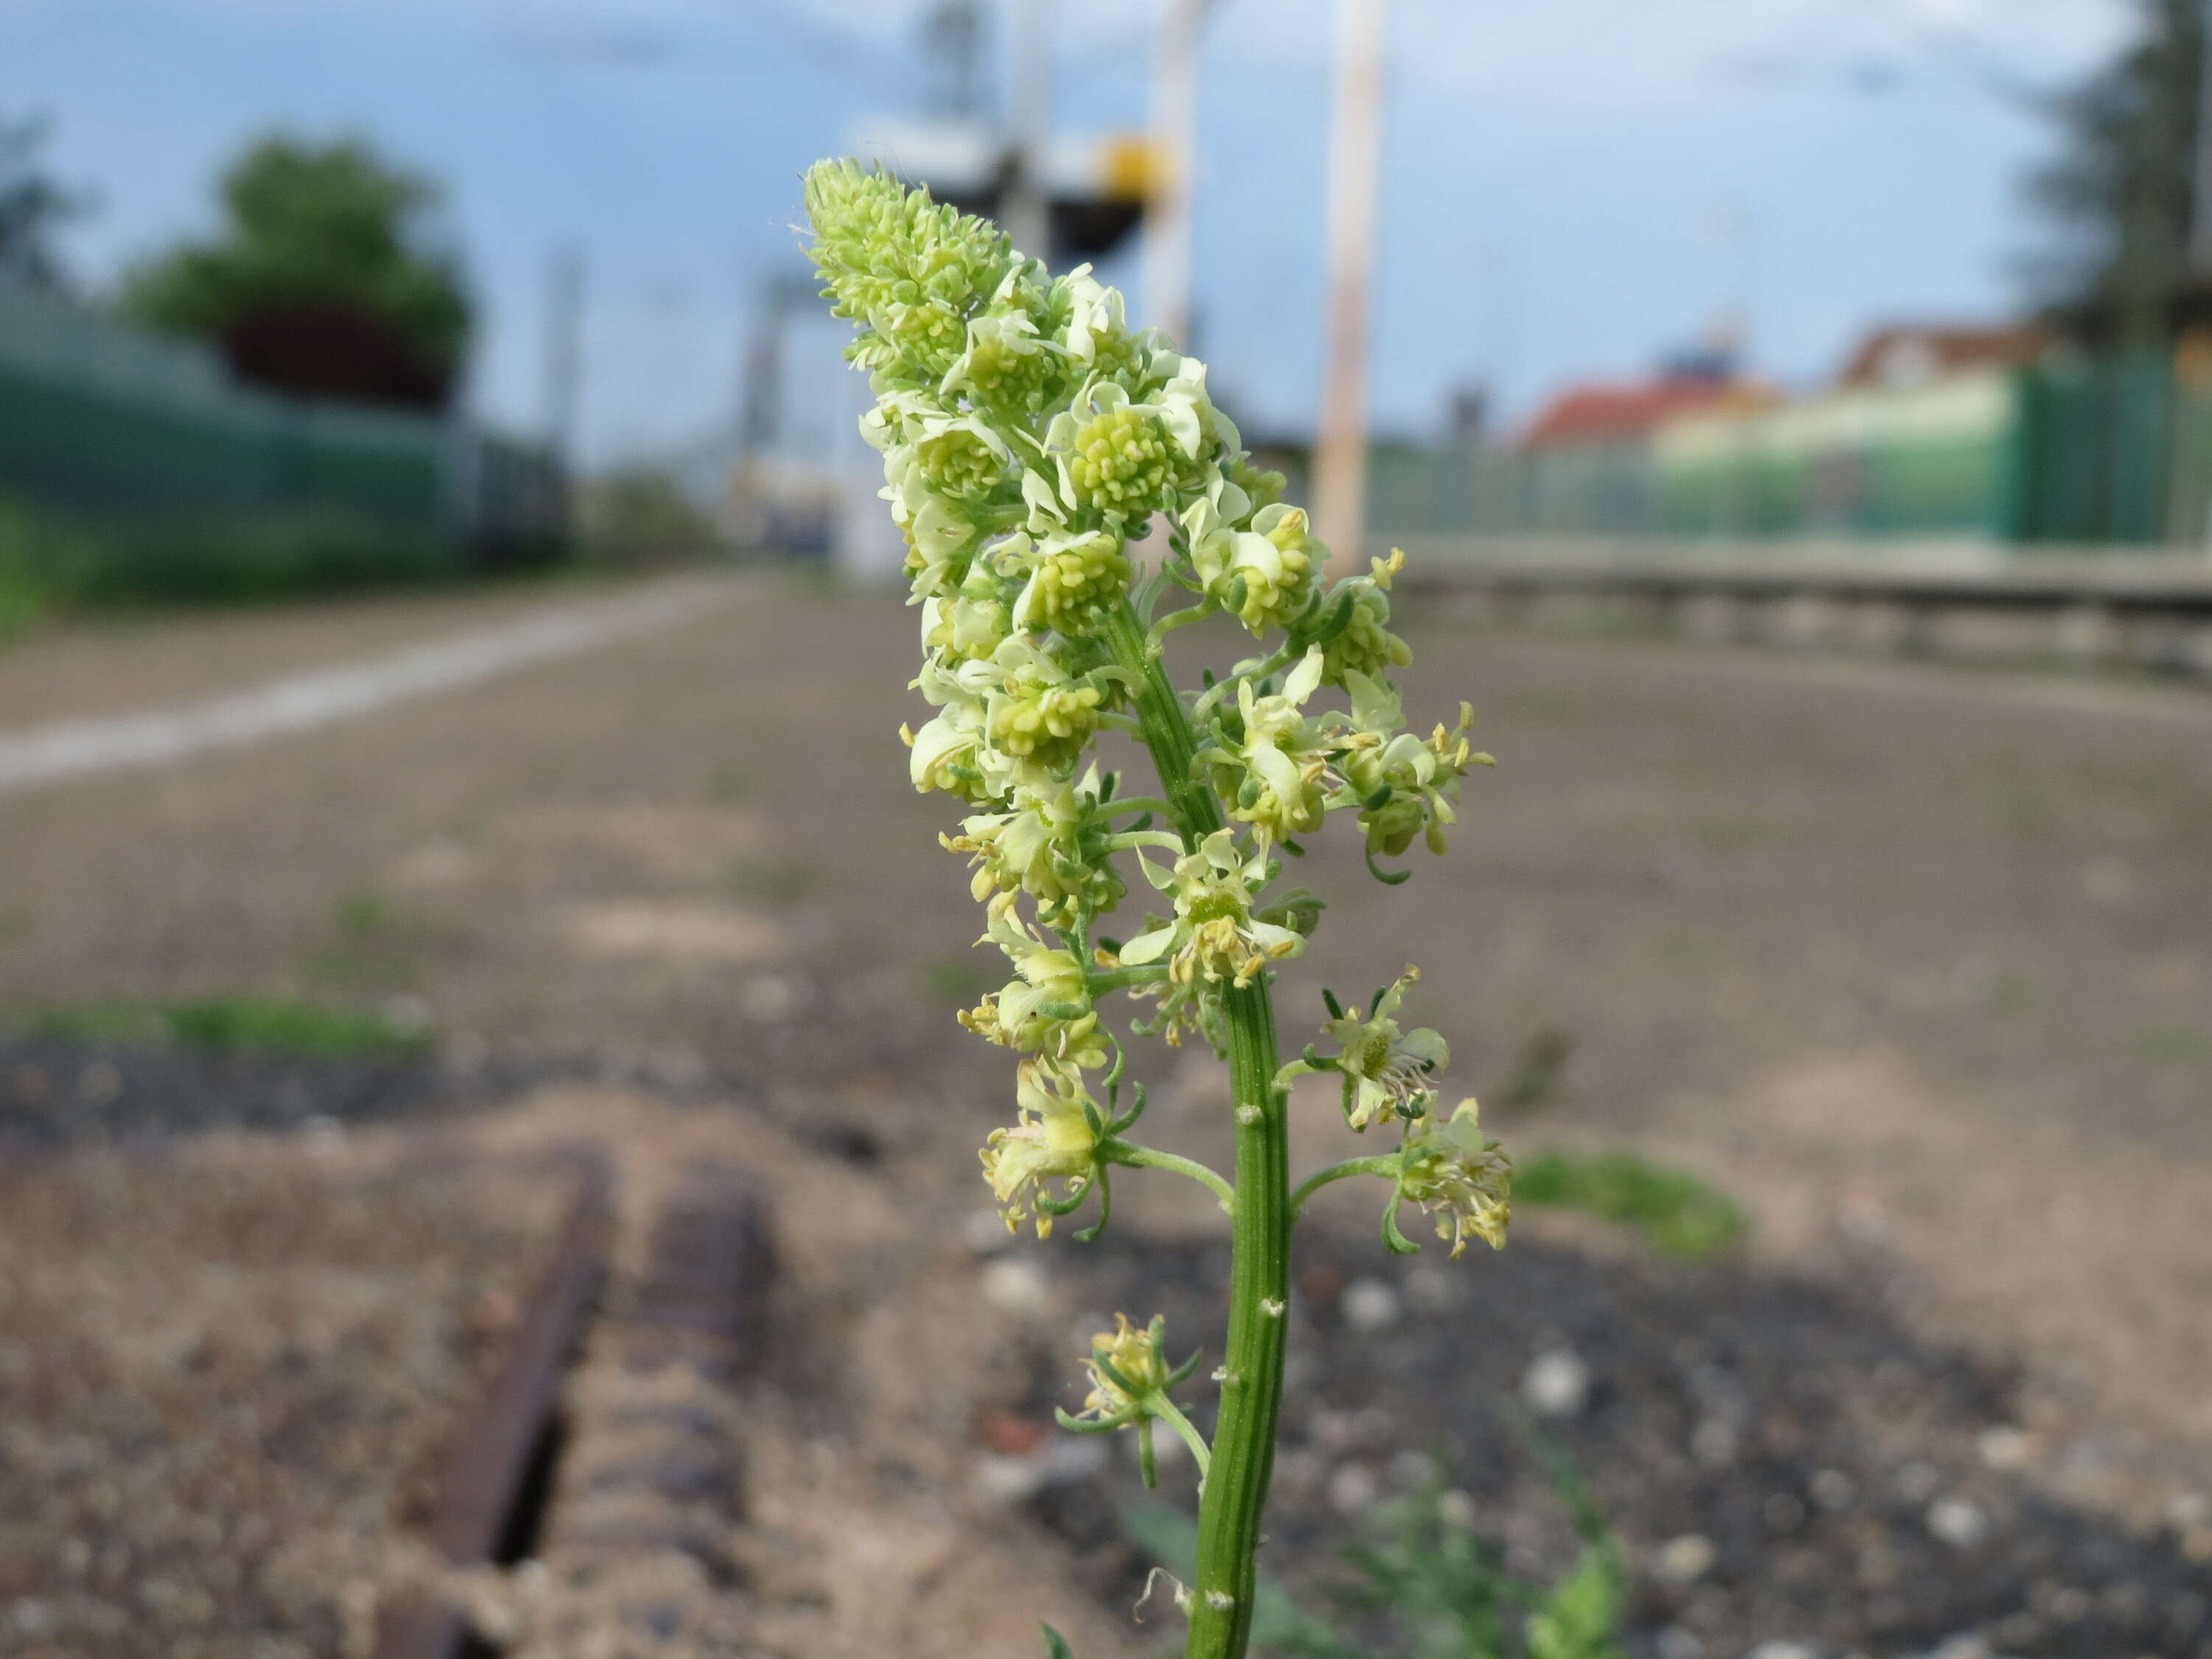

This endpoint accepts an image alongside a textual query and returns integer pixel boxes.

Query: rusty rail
[373,1147,614,1659]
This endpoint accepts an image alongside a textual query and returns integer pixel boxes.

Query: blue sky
[4,0,2134,467]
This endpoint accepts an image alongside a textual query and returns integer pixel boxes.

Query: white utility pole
[543,243,585,470]
[1312,0,1389,574]
[1004,0,1053,260]
[1144,0,1211,347]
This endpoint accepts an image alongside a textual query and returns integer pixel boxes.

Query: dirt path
[0,574,746,791]
[3,577,2208,1655]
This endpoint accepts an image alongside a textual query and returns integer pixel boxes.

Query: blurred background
[2,5,2211,1659]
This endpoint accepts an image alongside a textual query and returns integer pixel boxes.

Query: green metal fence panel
[0,274,450,532]
[2011,352,2171,546]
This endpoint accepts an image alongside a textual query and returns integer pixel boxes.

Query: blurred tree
[118,134,472,410]
[0,114,88,292]
[2021,0,2203,346]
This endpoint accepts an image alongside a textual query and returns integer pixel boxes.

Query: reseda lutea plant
[804,160,1509,1659]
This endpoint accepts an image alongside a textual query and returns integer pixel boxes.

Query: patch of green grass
[724,858,815,903]
[335,889,400,939]
[27,995,429,1059]
[308,890,431,986]
[2132,1025,2210,1065]
[922,956,990,1006]
[1515,1147,1747,1259]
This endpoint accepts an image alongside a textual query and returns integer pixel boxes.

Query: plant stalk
[1103,599,1287,1659]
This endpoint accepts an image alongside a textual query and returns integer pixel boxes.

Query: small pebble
[978,1257,1051,1316]
[1340,1277,1400,1332]
[1436,1487,1478,1529]
[1691,1417,1738,1467]
[1654,1532,1717,1585]
[1655,1627,1705,1659]
[1809,1468,1856,1512]
[1744,1642,1817,1659]
[1328,1461,1381,1516]
[1927,1496,1990,1549]
[972,1453,1046,1505]
[1521,1349,1590,1419]
[1919,1635,1992,1659]
[1976,1427,2031,1470]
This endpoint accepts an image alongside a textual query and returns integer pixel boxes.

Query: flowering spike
[804,156,1507,1659]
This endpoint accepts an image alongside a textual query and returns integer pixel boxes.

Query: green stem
[1150,1395,1215,1481]
[1102,1140,1236,1214]
[1102,599,1287,1659]
[1289,1155,1403,1220]
[1104,603,1220,844]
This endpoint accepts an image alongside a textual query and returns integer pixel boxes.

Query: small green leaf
[1041,1623,1077,1659]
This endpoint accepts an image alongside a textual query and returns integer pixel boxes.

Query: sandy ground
[1,574,2208,1656]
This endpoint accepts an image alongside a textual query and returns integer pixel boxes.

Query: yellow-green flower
[941,775,1120,924]
[1337,671,1489,859]
[921,582,1015,664]
[984,638,1114,778]
[1316,966,1450,1129]
[1395,1098,1512,1256]
[1320,549,1413,684]
[980,1056,1104,1236]
[1054,386,1176,524]
[1118,830,1305,989]
[914,414,1013,500]
[939,301,1062,417]
[1201,647,1335,847]
[1184,498,1317,636]
[959,897,1107,1068]
[904,655,1011,804]
[1074,1313,1172,1425]
[1011,529,1130,638]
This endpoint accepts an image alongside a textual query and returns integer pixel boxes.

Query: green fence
[1370,354,2205,549]
[0,275,563,595]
